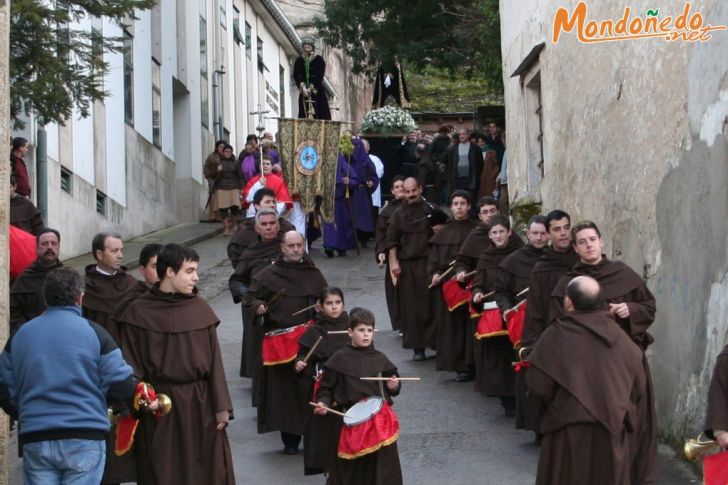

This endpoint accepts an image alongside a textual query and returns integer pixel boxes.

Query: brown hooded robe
[493,244,544,430]
[427,218,475,372]
[385,199,435,349]
[375,199,403,331]
[117,287,235,485]
[550,257,658,485]
[243,255,328,436]
[297,312,351,475]
[471,233,523,396]
[526,311,644,485]
[318,344,403,485]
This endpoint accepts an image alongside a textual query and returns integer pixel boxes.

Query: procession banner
[278,118,342,222]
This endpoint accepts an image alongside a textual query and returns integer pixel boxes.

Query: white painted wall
[133,10,153,144]
[46,122,59,162]
[103,18,126,206]
[159,0,176,160]
[71,109,95,185]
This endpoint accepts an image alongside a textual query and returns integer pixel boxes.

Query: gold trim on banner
[277,118,341,223]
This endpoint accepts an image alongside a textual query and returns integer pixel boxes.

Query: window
[219,0,227,29]
[60,167,72,194]
[524,70,544,187]
[96,190,107,216]
[279,65,286,115]
[123,30,134,125]
[200,2,209,127]
[245,22,251,58]
[152,59,162,148]
[257,37,264,73]
[233,7,243,44]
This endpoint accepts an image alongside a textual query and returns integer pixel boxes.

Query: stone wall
[500,0,728,443]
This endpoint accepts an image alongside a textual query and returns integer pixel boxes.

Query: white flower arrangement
[360,106,417,136]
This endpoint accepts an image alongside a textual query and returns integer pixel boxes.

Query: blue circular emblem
[295,141,322,176]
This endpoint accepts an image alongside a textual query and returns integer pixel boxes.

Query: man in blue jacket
[0,267,154,484]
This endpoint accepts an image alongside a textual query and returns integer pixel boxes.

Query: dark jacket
[445,142,483,194]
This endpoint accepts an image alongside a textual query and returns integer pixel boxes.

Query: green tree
[10,0,155,128]
[316,0,502,92]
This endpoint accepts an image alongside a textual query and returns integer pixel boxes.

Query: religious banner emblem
[278,118,342,222]
[295,140,322,176]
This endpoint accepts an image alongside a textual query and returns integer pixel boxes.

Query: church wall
[500,0,728,444]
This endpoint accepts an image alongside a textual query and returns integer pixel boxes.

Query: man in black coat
[444,128,483,209]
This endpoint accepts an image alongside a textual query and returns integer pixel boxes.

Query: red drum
[474,302,507,340]
[466,282,481,318]
[442,279,471,311]
[505,299,528,348]
[262,322,312,366]
[337,397,400,460]
[704,450,728,485]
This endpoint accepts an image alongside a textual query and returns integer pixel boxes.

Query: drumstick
[360,377,421,381]
[292,303,317,317]
[301,336,323,364]
[428,266,454,289]
[309,401,346,417]
[516,287,529,297]
[265,289,286,307]
[327,329,380,334]
[463,270,477,279]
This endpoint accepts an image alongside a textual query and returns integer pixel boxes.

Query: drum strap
[378,372,385,398]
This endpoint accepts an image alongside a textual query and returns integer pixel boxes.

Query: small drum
[505,299,528,348]
[262,322,312,366]
[344,396,384,426]
[338,396,400,460]
[474,301,507,340]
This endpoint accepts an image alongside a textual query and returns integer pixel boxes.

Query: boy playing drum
[314,308,403,485]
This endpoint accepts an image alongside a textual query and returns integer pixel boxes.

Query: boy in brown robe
[427,190,475,380]
[520,210,578,348]
[471,215,523,415]
[295,287,350,476]
[375,175,405,332]
[705,345,728,447]
[10,228,62,333]
[314,308,403,485]
[494,216,548,431]
[243,231,328,454]
[518,210,577,439]
[526,276,644,485]
[117,244,235,485]
[550,221,658,484]
[386,177,436,360]
[453,196,499,280]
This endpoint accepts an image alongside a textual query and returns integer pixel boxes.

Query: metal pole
[36,125,48,222]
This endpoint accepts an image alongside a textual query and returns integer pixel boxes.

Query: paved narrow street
[194,236,698,485]
[8,233,700,484]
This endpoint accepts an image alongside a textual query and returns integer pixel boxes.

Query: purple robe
[240,153,260,182]
[323,139,379,251]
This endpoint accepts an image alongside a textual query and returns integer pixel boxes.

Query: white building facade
[14,0,345,257]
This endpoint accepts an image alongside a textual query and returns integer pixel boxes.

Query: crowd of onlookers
[396,121,508,214]
[201,120,508,241]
